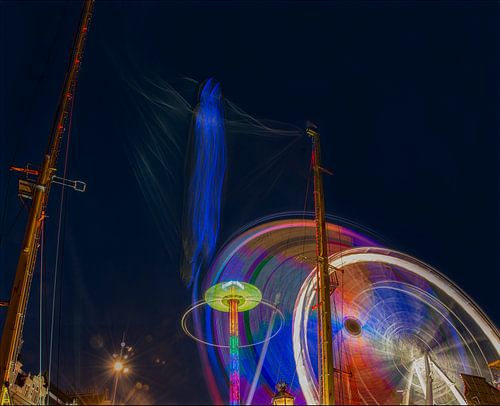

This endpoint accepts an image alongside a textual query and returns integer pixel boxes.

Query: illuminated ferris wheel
[293,246,499,405]
[188,217,499,405]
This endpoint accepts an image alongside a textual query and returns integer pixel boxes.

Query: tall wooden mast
[307,124,336,405]
[0,0,95,390]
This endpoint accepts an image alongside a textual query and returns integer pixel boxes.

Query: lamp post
[111,336,131,405]
[272,382,295,405]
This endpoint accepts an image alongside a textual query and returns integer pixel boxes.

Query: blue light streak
[184,79,226,286]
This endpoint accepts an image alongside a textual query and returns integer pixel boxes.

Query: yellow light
[113,361,124,372]
[272,383,294,405]
[124,367,130,374]
[272,396,294,405]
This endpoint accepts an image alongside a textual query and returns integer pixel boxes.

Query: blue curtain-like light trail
[183,79,226,286]
[125,76,303,287]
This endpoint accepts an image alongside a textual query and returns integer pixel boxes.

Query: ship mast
[0,0,95,391]
[307,123,336,405]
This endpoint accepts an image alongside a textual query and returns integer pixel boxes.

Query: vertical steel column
[424,352,433,405]
[307,125,335,405]
[229,299,240,405]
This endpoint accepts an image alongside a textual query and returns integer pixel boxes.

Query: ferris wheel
[188,217,499,405]
[293,247,499,405]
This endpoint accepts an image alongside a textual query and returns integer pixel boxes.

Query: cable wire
[0,5,67,250]
[39,217,44,404]
[55,176,69,392]
[47,87,75,392]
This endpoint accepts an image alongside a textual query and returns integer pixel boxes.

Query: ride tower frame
[307,124,336,405]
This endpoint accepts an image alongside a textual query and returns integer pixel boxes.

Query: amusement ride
[183,124,499,405]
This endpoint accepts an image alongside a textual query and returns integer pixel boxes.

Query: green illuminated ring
[181,298,285,348]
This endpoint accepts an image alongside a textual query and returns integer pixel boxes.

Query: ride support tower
[205,281,262,406]
[307,124,336,405]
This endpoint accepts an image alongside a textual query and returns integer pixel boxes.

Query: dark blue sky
[1,1,498,404]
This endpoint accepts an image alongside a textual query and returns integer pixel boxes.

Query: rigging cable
[289,350,302,394]
[274,345,284,389]
[55,206,68,393]
[0,5,67,249]
[300,151,313,259]
[335,205,350,403]
[300,150,312,397]
[39,216,44,404]
[47,86,75,392]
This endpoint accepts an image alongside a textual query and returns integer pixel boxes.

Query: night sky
[1,1,498,404]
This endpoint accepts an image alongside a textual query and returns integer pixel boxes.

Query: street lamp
[112,338,132,405]
[272,382,295,405]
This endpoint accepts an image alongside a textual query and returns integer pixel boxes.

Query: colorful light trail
[190,215,379,404]
[190,215,499,405]
[229,299,240,405]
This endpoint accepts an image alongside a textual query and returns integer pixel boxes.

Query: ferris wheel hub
[343,317,362,337]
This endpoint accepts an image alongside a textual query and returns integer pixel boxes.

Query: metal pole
[402,362,415,405]
[246,293,280,405]
[0,0,94,392]
[430,359,467,405]
[307,125,336,405]
[229,299,240,406]
[424,352,433,405]
[112,336,126,405]
[112,373,119,405]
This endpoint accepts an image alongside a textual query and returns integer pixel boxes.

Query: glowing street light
[113,361,124,373]
[112,336,131,405]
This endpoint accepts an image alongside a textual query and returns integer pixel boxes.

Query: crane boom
[0,0,95,390]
